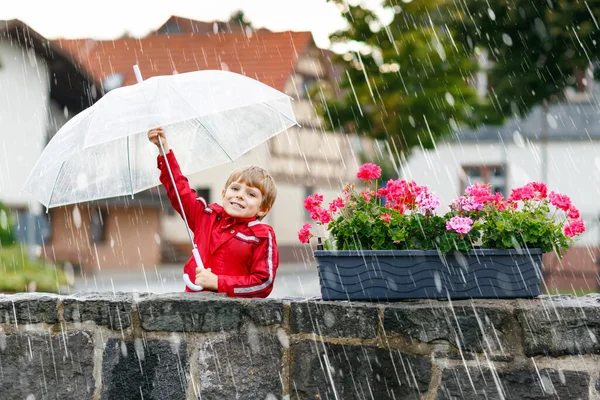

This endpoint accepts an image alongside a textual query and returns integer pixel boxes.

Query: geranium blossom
[304,193,324,212]
[329,197,345,213]
[380,213,391,223]
[357,163,382,181]
[564,219,585,238]
[298,223,312,244]
[416,192,440,212]
[548,191,572,212]
[446,216,473,234]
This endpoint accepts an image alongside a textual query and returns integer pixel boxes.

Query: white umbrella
[23,66,299,290]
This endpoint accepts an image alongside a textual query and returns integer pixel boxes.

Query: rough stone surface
[290,301,379,338]
[0,331,95,399]
[0,293,59,324]
[137,293,282,332]
[518,297,600,356]
[63,292,133,329]
[437,367,589,399]
[383,301,516,353]
[195,323,283,399]
[291,341,431,400]
[101,338,188,400]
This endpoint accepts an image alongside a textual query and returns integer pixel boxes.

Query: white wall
[404,140,600,246]
[0,42,50,210]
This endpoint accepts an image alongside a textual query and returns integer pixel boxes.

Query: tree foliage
[319,0,490,158]
[448,0,600,118]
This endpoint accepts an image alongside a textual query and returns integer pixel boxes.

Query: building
[0,20,100,260]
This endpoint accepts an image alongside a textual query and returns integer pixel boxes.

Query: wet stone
[383,302,514,353]
[0,331,95,399]
[436,367,589,400]
[290,301,379,338]
[518,300,600,356]
[0,293,60,324]
[194,323,282,399]
[137,293,282,332]
[63,292,133,329]
[291,341,431,400]
[101,338,188,400]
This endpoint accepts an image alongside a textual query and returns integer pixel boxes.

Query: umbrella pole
[133,65,204,292]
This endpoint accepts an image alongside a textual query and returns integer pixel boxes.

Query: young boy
[148,127,279,298]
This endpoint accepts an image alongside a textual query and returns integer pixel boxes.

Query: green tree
[319,0,489,158]
[0,202,15,247]
[449,0,600,119]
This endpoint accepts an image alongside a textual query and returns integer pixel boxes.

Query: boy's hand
[195,267,218,291]
[147,127,170,154]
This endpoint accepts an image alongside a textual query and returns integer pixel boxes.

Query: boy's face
[221,180,268,219]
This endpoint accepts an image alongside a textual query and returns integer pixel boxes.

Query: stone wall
[1,292,600,399]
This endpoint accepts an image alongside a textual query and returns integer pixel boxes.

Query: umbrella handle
[184,247,205,291]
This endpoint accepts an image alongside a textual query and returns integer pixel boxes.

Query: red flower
[564,219,585,237]
[357,163,382,181]
[297,223,312,244]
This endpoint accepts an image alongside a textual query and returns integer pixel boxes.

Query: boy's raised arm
[149,127,202,232]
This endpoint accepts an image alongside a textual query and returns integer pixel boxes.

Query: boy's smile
[222,180,266,219]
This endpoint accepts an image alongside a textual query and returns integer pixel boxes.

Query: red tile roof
[53,29,315,92]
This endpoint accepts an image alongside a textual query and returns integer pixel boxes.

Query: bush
[0,202,15,247]
[0,245,69,293]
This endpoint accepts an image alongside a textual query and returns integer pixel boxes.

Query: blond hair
[225,166,277,216]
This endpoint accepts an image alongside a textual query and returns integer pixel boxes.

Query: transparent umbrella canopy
[23,66,299,291]
[23,68,298,208]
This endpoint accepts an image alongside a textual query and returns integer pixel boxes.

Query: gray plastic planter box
[314,248,543,301]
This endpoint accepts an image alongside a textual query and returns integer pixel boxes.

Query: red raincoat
[158,151,279,297]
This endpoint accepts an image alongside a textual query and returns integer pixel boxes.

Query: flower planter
[314,248,543,301]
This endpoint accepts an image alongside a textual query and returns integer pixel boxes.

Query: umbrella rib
[46,161,66,213]
[195,118,234,162]
[165,84,234,162]
[262,101,301,127]
[127,136,134,198]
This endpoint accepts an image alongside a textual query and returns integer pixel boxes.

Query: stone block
[383,301,515,353]
[0,293,59,325]
[518,298,600,356]
[101,338,188,400]
[291,341,431,400]
[0,331,95,399]
[290,301,379,339]
[137,293,283,332]
[63,292,133,330]
[437,367,589,399]
[194,323,283,399]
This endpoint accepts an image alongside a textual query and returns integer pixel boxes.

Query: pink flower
[508,186,535,203]
[567,205,580,220]
[318,210,332,224]
[298,223,312,243]
[304,193,324,212]
[529,182,548,199]
[493,192,506,211]
[361,190,373,202]
[548,191,572,212]
[329,197,345,213]
[563,219,585,237]
[357,163,382,181]
[446,216,473,234]
[380,213,391,223]
[416,192,440,212]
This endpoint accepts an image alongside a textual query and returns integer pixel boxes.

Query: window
[195,188,211,204]
[90,208,107,244]
[298,75,318,99]
[461,165,506,196]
